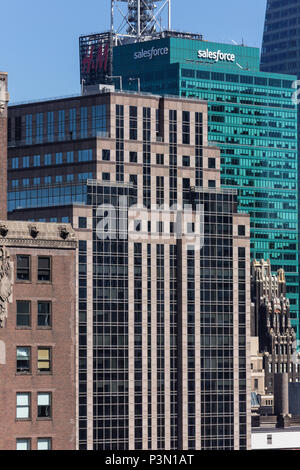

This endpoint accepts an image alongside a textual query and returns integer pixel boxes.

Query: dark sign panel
[79,33,112,86]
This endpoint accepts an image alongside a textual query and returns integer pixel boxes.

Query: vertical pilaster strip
[194,246,201,449]
[181,241,188,450]
[233,244,240,450]
[142,242,149,449]
[164,243,171,450]
[245,244,252,450]
[151,242,158,449]
[128,241,135,449]
[86,238,94,450]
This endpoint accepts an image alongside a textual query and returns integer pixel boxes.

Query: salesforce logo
[197,49,236,63]
[134,46,169,60]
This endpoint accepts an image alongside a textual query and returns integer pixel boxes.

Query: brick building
[0,73,78,451]
[0,72,9,219]
[0,221,77,450]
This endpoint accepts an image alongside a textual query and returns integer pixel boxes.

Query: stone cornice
[0,238,77,250]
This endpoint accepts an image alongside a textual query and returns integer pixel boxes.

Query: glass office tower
[113,37,299,334]
[261,0,300,335]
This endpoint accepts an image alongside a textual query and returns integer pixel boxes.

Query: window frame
[37,301,52,329]
[16,438,31,451]
[16,255,31,282]
[16,346,31,374]
[37,256,52,283]
[16,300,31,329]
[37,347,52,374]
[37,392,52,420]
[16,392,31,421]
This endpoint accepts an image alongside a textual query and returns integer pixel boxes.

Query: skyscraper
[111,36,299,334]
[7,90,251,450]
[261,0,300,335]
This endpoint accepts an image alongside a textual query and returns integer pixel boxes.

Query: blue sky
[0,0,267,103]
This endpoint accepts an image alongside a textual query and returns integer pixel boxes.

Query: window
[129,106,138,140]
[12,157,19,169]
[130,174,137,186]
[130,152,137,163]
[183,178,190,189]
[37,393,52,419]
[254,379,258,390]
[17,347,31,373]
[182,155,190,167]
[47,112,54,142]
[182,111,190,145]
[16,301,31,327]
[37,302,51,328]
[25,115,32,145]
[16,393,30,420]
[37,438,52,451]
[38,348,51,373]
[17,255,30,281]
[33,155,40,167]
[81,107,88,138]
[69,108,76,139]
[44,154,52,166]
[55,153,63,165]
[38,257,51,282]
[78,217,87,229]
[58,110,65,141]
[16,439,31,450]
[36,112,43,144]
[156,154,164,165]
[208,180,216,188]
[102,172,110,181]
[23,156,30,168]
[67,151,74,163]
[78,149,92,162]
[102,149,110,161]
[208,158,216,169]
[238,225,246,236]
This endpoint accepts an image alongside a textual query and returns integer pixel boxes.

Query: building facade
[0,221,77,450]
[251,259,300,395]
[111,36,299,334]
[7,91,251,450]
[0,72,9,219]
[261,0,300,336]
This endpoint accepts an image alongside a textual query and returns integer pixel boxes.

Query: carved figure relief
[0,247,13,327]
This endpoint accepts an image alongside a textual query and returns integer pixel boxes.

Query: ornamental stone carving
[59,226,69,240]
[29,225,39,239]
[0,247,13,327]
[0,225,8,238]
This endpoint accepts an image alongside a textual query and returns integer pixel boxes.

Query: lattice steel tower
[111,0,171,42]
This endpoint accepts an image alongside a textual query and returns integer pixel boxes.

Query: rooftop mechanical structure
[79,0,202,87]
[111,0,171,42]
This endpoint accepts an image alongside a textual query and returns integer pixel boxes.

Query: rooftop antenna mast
[111,0,172,43]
